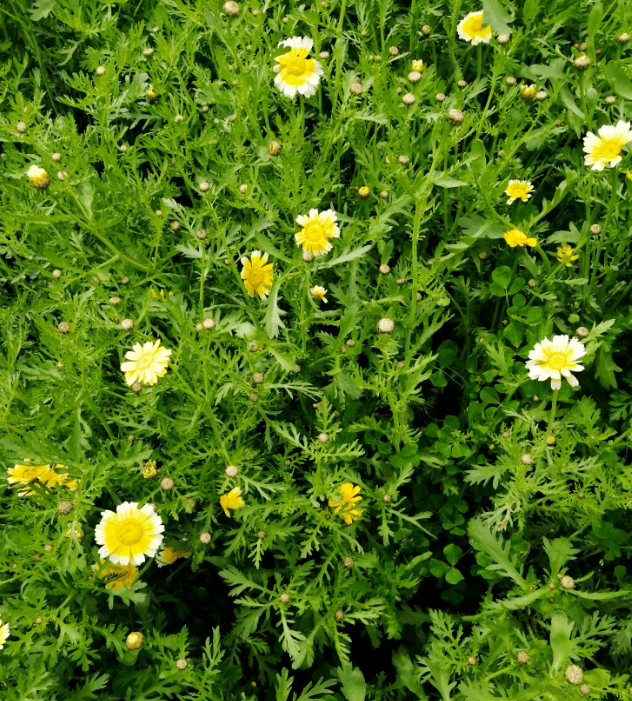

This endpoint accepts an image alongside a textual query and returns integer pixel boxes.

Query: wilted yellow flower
[143,460,158,480]
[95,559,139,590]
[328,483,363,525]
[121,339,172,386]
[220,487,245,517]
[310,285,328,303]
[157,546,191,567]
[150,288,173,302]
[27,165,49,189]
[504,229,537,248]
[520,84,536,100]
[557,243,579,267]
[241,251,274,299]
[505,180,534,204]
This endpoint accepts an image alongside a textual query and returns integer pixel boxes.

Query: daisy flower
[27,165,50,189]
[457,11,492,45]
[7,461,50,487]
[273,37,324,99]
[504,229,537,248]
[295,209,340,256]
[505,180,534,205]
[220,487,245,517]
[95,559,139,590]
[120,339,172,386]
[411,59,424,72]
[328,483,363,525]
[0,621,9,649]
[157,546,191,567]
[95,502,164,566]
[583,120,632,171]
[241,251,274,299]
[310,285,328,303]
[557,243,579,267]
[526,335,586,390]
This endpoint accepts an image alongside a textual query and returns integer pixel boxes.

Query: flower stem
[548,389,559,434]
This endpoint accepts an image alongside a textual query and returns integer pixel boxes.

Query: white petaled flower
[310,285,328,303]
[0,621,9,649]
[95,502,164,566]
[583,120,632,171]
[273,37,324,99]
[526,335,586,390]
[457,11,492,45]
[295,209,340,256]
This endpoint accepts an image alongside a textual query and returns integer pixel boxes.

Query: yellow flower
[310,285,328,303]
[520,84,536,100]
[8,461,77,495]
[220,487,245,517]
[411,59,424,72]
[95,502,164,566]
[457,11,492,45]
[126,632,144,650]
[504,229,537,248]
[557,243,579,267]
[273,37,324,99]
[147,85,158,100]
[150,288,172,302]
[143,460,158,480]
[526,335,586,390]
[0,621,9,649]
[241,250,274,299]
[328,483,363,525]
[95,559,139,590]
[27,165,50,189]
[120,339,172,386]
[157,546,191,567]
[295,209,340,256]
[626,168,632,180]
[583,120,632,171]
[505,179,534,205]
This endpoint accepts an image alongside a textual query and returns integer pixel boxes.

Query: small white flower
[457,11,492,45]
[583,120,632,171]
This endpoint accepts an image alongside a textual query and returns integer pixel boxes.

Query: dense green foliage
[3,0,632,699]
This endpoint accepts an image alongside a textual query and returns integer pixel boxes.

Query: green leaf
[587,2,603,42]
[550,611,575,672]
[337,665,366,701]
[482,0,514,34]
[491,266,512,290]
[526,306,542,324]
[606,62,632,101]
[508,277,525,295]
[325,245,372,268]
[445,567,464,585]
[560,85,584,118]
[429,559,450,578]
[264,282,287,339]
[504,322,525,348]
[543,537,579,574]
[392,648,428,700]
[443,544,463,565]
[430,371,448,387]
[433,174,467,188]
[480,387,500,404]
[30,0,56,20]
[468,518,527,588]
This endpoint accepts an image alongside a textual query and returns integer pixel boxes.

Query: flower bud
[617,32,630,43]
[517,651,529,664]
[319,51,329,59]
[358,186,370,199]
[520,454,533,465]
[421,24,431,35]
[143,48,154,56]
[335,609,345,620]
[560,575,574,590]
[590,223,602,235]
[199,181,210,192]
[239,183,248,194]
[252,372,264,384]
[398,155,410,165]
[576,327,589,338]
[402,92,416,105]
[436,92,446,102]
[317,432,329,444]
[225,465,239,478]
[52,152,61,162]
[457,79,467,88]
[574,55,591,71]
[379,190,389,199]
[199,531,211,544]
[268,140,282,156]
[379,263,390,275]
[96,66,106,76]
[202,318,215,330]
[408,71,422,83]
[131,382,142,394]
[58,321,70,334]
[506,76,516,86]
[497,33,509,44]
[160,477,174,491]
[17,121,27,133]
[350,82,363,95]
[447,108,464,125]
[467,656,477,666]
[279,592,290,604]
[343,556,354,568]
[565,665,583,685]
[378,318,394,333]
[126,632,144,650]
[57,500,73,515]
[176,658,188,670]
[170,220,180,231]
[120,318,134,331]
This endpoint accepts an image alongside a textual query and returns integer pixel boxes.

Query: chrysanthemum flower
[157,546,191,567]
[241,251,274,299]
[328,483,363,525]
[95,502,164,566]
[310,285,328,303]
[526,335,586,390]
[273,37,324,99]
[557,243,579,267]
[8,461,77,495]
[457,11,492,45]
[27,165,50,189]
[295,209,340,256]
[95,559,139,590]
[583,120,632,171]
[505,180,534,204]
[411,59,424,72]
[120,339,172,386]
[220,487,245,517]
[504,229,537,248]
[0,621,9,649]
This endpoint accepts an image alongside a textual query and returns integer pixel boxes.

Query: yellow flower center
[303,221,326,242]
[544,352,569,370]
[246,265,265,288]
[595,138,622,160]
[508,183,529,197]
[285,54,307,76]
[136,353,154,370]
[115,519,145,545]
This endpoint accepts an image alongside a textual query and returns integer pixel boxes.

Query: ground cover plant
[3,0,632,698]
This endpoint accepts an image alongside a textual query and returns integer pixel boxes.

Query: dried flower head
[58,500,74,515]
[343,556,354,568]
[517,651,529,664]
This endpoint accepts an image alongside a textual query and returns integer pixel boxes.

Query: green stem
[548,389,558,434]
